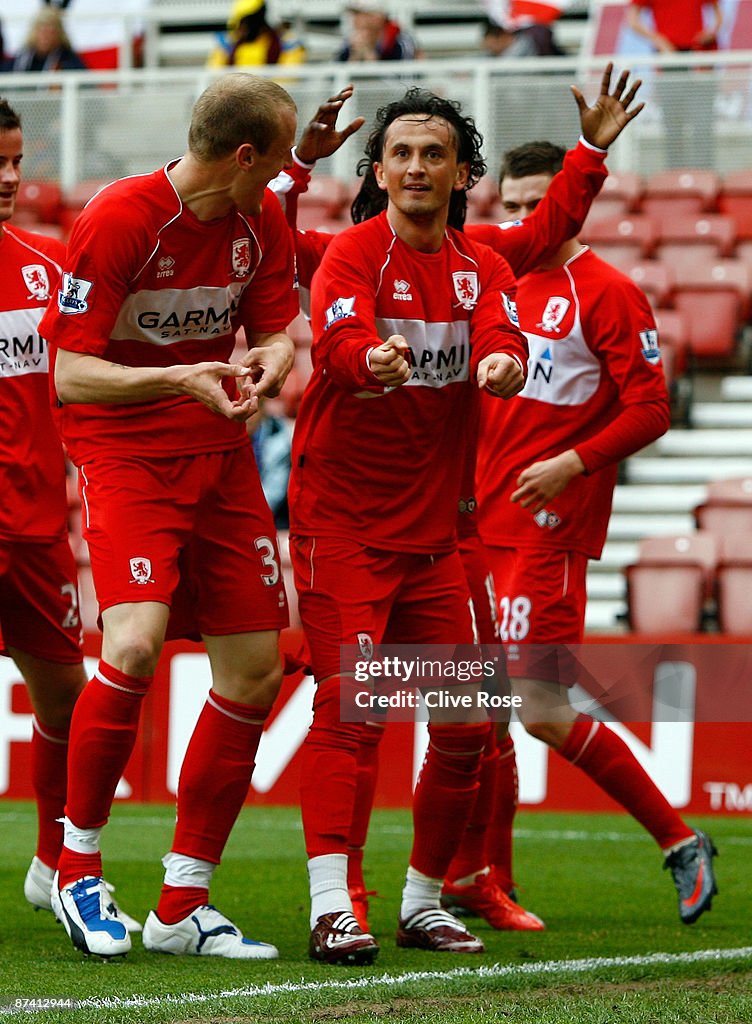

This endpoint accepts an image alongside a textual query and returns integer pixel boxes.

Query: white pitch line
[1,813,751,845]
[2,946,751,1017]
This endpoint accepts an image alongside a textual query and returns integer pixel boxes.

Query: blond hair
[188,74,296,161]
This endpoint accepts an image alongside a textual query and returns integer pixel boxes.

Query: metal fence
[1,52,750,193]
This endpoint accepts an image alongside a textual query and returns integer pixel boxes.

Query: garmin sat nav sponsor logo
[58,273,93,315]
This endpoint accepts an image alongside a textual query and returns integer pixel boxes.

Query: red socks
[486,733,518,892]
[157,690,270,924]
[300,676,366,859]
[58,660,151,884]
[30,718,69,869]
[558,714,694,850]
[445,721,498,881]
[347,720,384,891]
[410,721,487,879]
[170,690,269,864]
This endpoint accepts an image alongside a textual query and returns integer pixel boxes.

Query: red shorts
[486,545,588,686]
[458,532,499,646]
[290,535,475,680]
[79,448,288,638]
[0,536,83,664]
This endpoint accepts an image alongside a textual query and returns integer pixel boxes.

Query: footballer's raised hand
[295,85,366,165]
[477,352,525,398]
[368,335,412,387]
[573,63,644,151]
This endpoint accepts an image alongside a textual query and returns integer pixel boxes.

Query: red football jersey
[39,168,298,465]
[289,211,527,554]
[476,246,670,559]
[629,0,709,50]
[0,224,68,541]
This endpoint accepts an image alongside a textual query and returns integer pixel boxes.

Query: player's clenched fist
[368,334,412,387]
[476,352,525,398]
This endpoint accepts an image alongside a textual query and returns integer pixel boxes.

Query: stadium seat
[652,308,692,421]
[668,256,749,361]
[706,476,752,503]
[641,168,721,221]
[467,175,500,218]
[694,503,752,535]
[14,180,63,225]
[716,533,752,634]
[633,531,719,599]
[598,169,643,211]
[624,531,719,633]
[581,213,658,259]
[583,196,630,225]
[624,562,705,633]
[719,170,752,241]
[654,213,737,267]
[624,258,674,308]
[297,175,351,219]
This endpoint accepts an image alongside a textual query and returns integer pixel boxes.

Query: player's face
[375,115,469,222]
[240,108,296,215]
[0,128,23,224]
[499,172,554,221]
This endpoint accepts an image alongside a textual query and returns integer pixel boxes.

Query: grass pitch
[0,802,750,1023]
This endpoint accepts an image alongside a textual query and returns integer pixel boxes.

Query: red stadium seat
[706,476,752,503]
[633,531,719,599]
[623,259,674,308]
[653,308,690,375]
[467,175,500,218]
[642,168,720,209]
[719,170,752,240]
[581,213,658,258]
[14,180,63,224]
[716,533,752,634]
[655,212,737,272]
[598,169,643,211]
[665,255,748,361]
[583,196,630,226]
[297,175,350,219]
[694,503,752,535]
[625,563,705,633]
[624,531,719,633]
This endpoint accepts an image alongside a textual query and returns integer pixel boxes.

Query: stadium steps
[587,384,752,632]
[720,376,752,401]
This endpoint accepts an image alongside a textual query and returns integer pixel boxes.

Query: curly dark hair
[351,88,486,231]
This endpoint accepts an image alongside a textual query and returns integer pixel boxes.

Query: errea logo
[157,255,175,279]
[393,279,412,301]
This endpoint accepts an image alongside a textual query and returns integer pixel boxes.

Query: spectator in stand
[481,16,563,58]
[2,7,87,73]
[336,1,418,62]
[207,0,305,68]
[625,0,722,167]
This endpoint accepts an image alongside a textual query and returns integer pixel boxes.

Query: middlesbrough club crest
[232,238,252,277]
[452,271,478,309]
[22,264,51,301]
[537,296,570,333]
[129,557,154,584]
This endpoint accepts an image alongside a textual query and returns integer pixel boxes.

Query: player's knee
[107,633,163,678]
[521,718,570,749]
